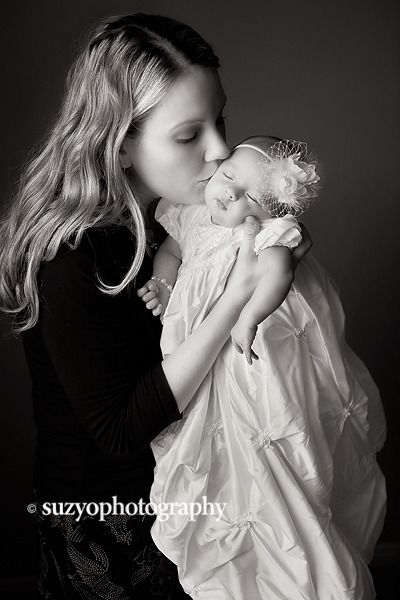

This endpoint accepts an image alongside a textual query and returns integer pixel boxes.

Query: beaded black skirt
[33,492,190,600]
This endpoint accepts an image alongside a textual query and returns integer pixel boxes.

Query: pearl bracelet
[151,275,173,294]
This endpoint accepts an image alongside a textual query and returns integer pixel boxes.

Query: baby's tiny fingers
[137,285,149,297]
[152,304,163,316]
[146,298,160,310]
[142,290,157,303]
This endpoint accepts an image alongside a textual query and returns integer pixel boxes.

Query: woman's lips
[199,171,216,185]
[198,179,210,188]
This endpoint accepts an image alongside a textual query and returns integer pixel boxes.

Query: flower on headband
[268,154,319,209]
[255,140,321,217]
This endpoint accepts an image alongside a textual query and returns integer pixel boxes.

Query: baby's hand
[231,317,259,365]
[137,280,164,317]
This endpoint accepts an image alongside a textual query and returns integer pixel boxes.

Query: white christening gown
[149,200,386,600]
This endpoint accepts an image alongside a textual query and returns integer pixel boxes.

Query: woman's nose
[204,130,230,163]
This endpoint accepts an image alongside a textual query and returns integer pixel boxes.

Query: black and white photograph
[1,1,399,598]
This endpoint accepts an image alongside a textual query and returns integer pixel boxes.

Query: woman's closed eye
[176,115,226,144]
[176,130,199,144]
[223,171,234,181]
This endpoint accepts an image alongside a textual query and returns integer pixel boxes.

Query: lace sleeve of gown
[254,214,303,255]
[154,199,205,245]
[154,199,185,243]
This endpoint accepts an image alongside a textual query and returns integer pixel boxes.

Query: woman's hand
[224,216,261,303]
[231,317,259,365]
[291,223,313,269]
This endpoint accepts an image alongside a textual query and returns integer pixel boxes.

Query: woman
[0,14,311,599]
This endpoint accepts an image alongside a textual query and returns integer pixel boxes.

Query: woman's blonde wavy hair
[0,13,219,332]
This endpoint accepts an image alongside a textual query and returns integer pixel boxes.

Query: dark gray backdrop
[1,0,399,586]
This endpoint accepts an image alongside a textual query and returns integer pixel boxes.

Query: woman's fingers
[244,350,252,365]
[235,216,260,280]
[238,216,260,256]
[243,344,259,365]
[292,223,313,268]
[232,338,259,365]
[231,339,243,354]
[225,216,260,301]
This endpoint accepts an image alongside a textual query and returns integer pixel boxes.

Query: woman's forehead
[149,66,226,132]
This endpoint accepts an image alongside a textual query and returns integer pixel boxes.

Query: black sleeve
[38,237,181,459]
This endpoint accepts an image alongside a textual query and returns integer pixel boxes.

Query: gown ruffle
[149,201,386,600]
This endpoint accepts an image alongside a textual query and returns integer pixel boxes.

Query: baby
[143,136,316,363]
[138,136,386,600]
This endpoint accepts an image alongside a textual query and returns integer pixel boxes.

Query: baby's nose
[224,188,237,201]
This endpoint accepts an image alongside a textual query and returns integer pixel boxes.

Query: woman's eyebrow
[170,98,227,133]
[170,118,203,133]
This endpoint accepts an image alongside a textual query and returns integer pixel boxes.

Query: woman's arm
[38,218,261,458]
[292,222,312,267]
[144,222,311,410]
[230,246,293,364]
[162,217,262,412]
[38,218,310,458]
[38,236,182,460]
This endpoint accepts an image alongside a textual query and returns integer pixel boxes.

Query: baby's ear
[119,140,132,169]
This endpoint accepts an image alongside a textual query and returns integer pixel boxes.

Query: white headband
[235,143,271,159]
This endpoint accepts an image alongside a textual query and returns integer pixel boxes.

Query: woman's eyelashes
[176,114,226,144]
[177,130,199,144]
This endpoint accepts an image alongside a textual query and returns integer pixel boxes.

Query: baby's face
[204,147,269,227]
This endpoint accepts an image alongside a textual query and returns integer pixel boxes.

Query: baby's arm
[137,235,182,316]
[231,246,293,364]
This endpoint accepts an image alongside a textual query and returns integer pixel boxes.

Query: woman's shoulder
[39,226,135,286]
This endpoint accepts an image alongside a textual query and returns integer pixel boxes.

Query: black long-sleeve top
[22,220,181,503]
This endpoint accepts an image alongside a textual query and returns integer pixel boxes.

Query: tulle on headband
[235,139,321,217]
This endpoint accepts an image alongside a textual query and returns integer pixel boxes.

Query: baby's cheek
[205,179,217,197]
[235,202,252,221]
